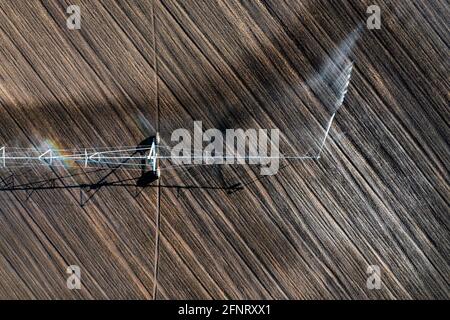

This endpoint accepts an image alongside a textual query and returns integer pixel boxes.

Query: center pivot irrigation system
[0,135,160,176]
[0,62,354,178]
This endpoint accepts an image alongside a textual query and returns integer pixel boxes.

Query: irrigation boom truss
[0,62,354,178]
